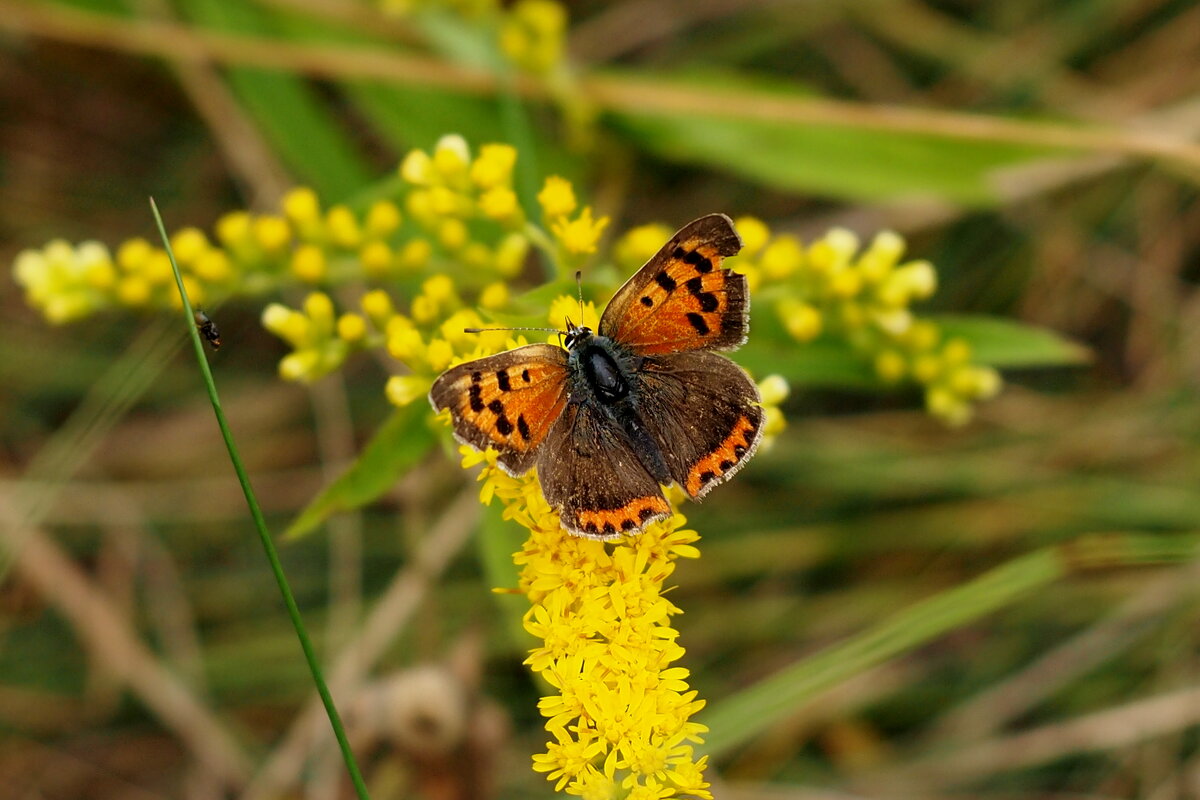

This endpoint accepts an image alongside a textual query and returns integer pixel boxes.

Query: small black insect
[194,310,221,351]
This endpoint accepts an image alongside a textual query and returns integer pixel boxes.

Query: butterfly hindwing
[428,344,569,476]
[537,401,672,539]
[635,350,764,499]
[600,213,747,355]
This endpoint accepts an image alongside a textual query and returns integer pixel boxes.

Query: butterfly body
[430,214,763,539]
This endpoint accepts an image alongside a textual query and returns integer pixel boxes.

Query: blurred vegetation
[2,1,1200,799]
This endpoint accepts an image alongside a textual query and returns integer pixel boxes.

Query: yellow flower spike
[385,374,432,407]
[361,289,395,328]
[282,186,321,231]
[438,218,470,251]
[116,238,152,273]
[614,224,673,273]
[337,312,367,343]
[193,250,233,283]
[495,233,530,277]
[400,148,435,185]
[874,349,908,383]
[365,200,402,237]
[326,205,362,250]
[400,238,433,271]
[760,234,804,280]
[359,240,394,279]
[470,143,518,189]
[538,175,577,218]
[290,244,328,283]
[253,215,292,256]
[479,281,509,310]
[733,216,770,258]
[170,228,209,265]
[552,207,609,255]
[479,185,520,221]
[426,338,455,371]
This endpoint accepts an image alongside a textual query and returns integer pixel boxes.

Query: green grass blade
[150,198,371,800]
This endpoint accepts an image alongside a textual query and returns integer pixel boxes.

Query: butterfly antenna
[463,326,562,334]
[575,270,585,321]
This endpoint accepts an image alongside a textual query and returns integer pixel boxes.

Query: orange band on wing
[574,495,671,538]
[686,415,759,496]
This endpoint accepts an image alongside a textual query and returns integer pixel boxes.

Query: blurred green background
[2,1,1200,798]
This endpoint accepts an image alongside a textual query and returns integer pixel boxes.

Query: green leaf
[285,403,435,539]
[606,71,1073,205]
[933,314,1092,368]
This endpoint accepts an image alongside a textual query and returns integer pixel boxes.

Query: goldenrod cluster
[616,218,1001,426]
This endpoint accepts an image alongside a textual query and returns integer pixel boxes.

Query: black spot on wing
[517,414,531,441]
[496,369,511,392]
[640,296,653,307]
[468,384,484,413]
[655,272,677,292]
[684,249,714,273]
[686,312,710,336]
[487,399,504,414]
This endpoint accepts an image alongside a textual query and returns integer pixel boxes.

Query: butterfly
[429,213,763,539]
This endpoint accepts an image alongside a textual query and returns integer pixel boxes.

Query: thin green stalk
[150,198,371,800]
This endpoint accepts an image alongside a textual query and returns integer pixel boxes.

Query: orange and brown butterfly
[429,213,763,539]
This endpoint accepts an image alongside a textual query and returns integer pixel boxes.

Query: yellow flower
[552,207,609,255]
[538,176,577,218]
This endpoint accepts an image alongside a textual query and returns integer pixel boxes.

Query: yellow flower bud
[337,312,367,343]
[401,238,432,271]
[387,320,425,362]
[283,186,321,226]
[422,274,456,304]
[903,320,941,352]
[426,337,455,371]
[253,215,291,255]
[778,299,822,342]
[926,385,971,427]
[470,143,518,189]
[494,233,529,277]
[435,219,466,251]
[216,211,252,249]
[757,374,790,406]
[857,230,904,283]
[83,258,116,290]
[279,350,320,382]
[386,374,432,407]
[479,186,519,221]
[193,250,233,283]
[359,240,394,278]
[479,281,509,310]
[116,276,152,307]
[170,228,209,265]
[760,235,803,280]
[365,200,402,237]
[912,353,943,384]
[433,134,471,179]
[874,349,907,383]
[361,290,395,325]
[143,251,174,286]
[117,238,153,273]
[290,244,327,283]
[400,149,435,185]
[326,205,361,249]
[537,176,577,218]
[942,338,972,365]
[304,291,335,333]
[895,260,937,300]
[411,294,437,324]
[734,216,771,258]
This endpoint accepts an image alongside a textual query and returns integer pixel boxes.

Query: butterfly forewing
[600,214,747,355]
[538,402,672,539]
[634,351,764,499]
[429,344,570,476]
